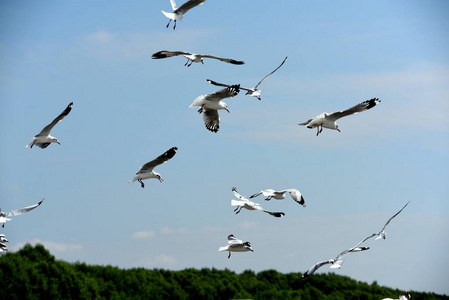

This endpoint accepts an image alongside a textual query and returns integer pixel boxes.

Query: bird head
[156,174,164,183]
[53,138,61,145]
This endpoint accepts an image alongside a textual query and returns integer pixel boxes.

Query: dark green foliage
[0,244,447,300]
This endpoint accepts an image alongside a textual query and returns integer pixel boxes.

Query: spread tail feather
[218,246,227,252]
[162,10,176,20]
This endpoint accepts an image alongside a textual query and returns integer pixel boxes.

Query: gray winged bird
[26,102,73,148]
[360,201,410,242]
[231,187,285,218]
[162,0,207,30]
[299,98,381,136]
[249,188,306,207]
[302,236,370,277]
[152,50,244,67]
[207,56,287,100]
[129,147,178,188]
[218,234,253,259]
[0,199,44,228]
[189,85,240,132]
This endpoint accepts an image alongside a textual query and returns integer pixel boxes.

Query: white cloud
[11,239,83,254]
[129,230,155,240]
[143,254,178,268]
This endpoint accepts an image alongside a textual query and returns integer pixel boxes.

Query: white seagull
[207,56,287,100]
[249,188,306,207]
[302,238,370,277]
[162,0,207,30]
[129,147,178,188]
[189,85,240,132]
[361,201,410,242]
[218,234,253,259]
[231,187,285,218]
[0,199,44,228]
[152,50,244,67]
[0,234,8,243]
[26,102,73,148]
[299,98,381,136]
[382,293,411,300]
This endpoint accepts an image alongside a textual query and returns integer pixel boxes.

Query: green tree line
[0,244,447,300]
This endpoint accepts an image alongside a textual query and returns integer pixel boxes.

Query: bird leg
[233,206,239,212]
[166,19,171,28]
[138,179,145,188]
[265,196,272,201]
[173,20,177,30]
[185,59,190,66]
[228,251,231,259]
[197,105,204,114]
[235,207,242,214]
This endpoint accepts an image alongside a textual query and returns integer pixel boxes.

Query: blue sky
[1,0,449,295]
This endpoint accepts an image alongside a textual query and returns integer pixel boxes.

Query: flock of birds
[1,0,412,298]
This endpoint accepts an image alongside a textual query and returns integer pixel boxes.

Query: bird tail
[218,246,227,252]
[231,199,244,207]
[161,10,176,21]
[128,179,135,185]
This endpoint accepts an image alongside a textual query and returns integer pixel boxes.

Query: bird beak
[56,141,61,145]
[226,108,230,113]
[158,177,164,183]
[337,129,341,132]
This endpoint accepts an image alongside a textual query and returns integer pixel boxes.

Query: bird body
[190,85,240,132]
[162,0,207,29]
[299,98,381,136]
[26,102,73,148]
[129,147,178,188]
[218,234,253,258]
[0,199,44,228]
[152,50,244,67]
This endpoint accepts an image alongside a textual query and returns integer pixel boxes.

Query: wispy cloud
[129,230,155,240]
[143,253,178,268]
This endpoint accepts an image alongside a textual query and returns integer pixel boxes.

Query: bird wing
[248,191,263,199]
[169,0,178,11]
[231,187,248,201]
[298,118,314,126]
[37,102,73,136]
[204,85,240,102]
[151,50,191,59]
[202,108,220,133]
[286,189,306,206]
[207,79,253,92]
[261,209,285,218]
[201,54,244,65]
[303,260,332,277]
[379,201,410,233]
[326,98,380,121]
[335,237,371,261]
[254,56,287,89]
[227,235,243,245]
[175,0,207,14]
[137,147,178,173]
[6,199,44,217]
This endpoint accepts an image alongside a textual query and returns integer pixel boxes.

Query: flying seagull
[26,102,73,148]
[382,293,411,300]
[0,199,44,228]
[129,147,178,188]
[299,98,381,136]
[162,0,207,30]
[207,56,288,100]
[152,50,244,67]
[218,234,253,259]
[189,85,240,132]
[360,201,410,242]
[231,187,285,218]
[0,234,8,243]
[249,188,306,207]
[302,237,370,277]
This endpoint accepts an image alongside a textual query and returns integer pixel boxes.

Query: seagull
[161,0,207,30]
[152,50,244,67]
[129,147,178,188]
[382,293,411,300]
[26,102,73,148]
[218,234,253,259]
[0,199,44,228]
[189,85,240,132]
[231,187,285,218]
[0,234,8,243]
[299,98,381,136]
[302,237,370,277]
[249,188,306,207]
[207,56,288,100]
[361,201,410,242]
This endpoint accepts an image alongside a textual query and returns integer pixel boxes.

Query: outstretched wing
[254,56,287,89]
[231,187,248,201]
[151,50,191,59]
[207,79,253,92]
[202,109,220,132]
[262,209,285,218]
[6,199,44,217]
[37,102,73,136]
[327,98,380,121]
[175,0,207,14]
[303,260,332,277]
[201,54,244,65]
[204,85,240,102]
[227,234,243,245]
[137,147,178,173]
[379,201,410,233]
[286,189,306,206]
